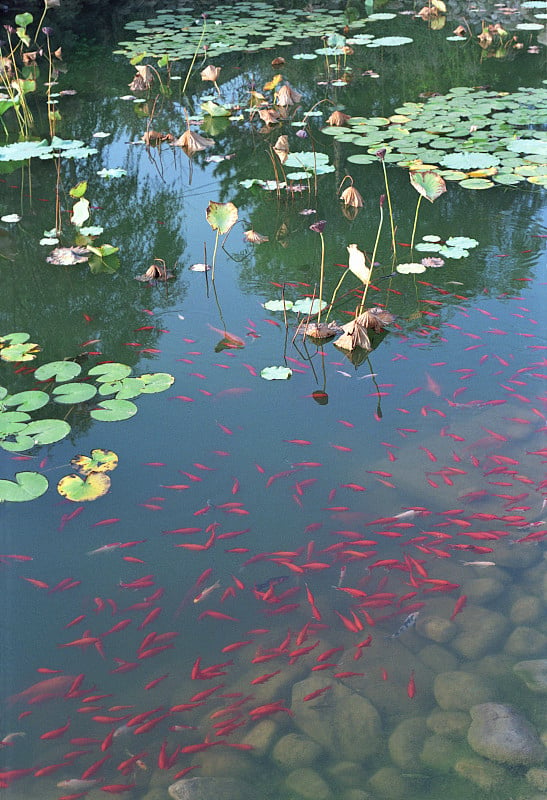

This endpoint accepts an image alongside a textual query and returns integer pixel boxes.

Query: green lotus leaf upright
[409,170,447,252]
[205,201,238,281]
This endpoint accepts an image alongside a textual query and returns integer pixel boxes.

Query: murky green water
[0,2,546,799]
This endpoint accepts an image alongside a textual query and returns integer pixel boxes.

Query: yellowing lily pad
[57,471,111,502]
[206,201,238,234]
[71,449,118,475]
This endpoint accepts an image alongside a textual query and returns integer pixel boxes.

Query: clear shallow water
[0,3,546,799]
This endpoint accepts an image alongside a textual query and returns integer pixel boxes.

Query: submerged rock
[291,676,382,761]
[285,767,332,800]
[527,768,547,791]
[420,734,461,773]
[327,761,368,788]
[415,614,457,644]
[433,670,494,711]
[388,716,427,769]
[368,766,407,799]
[240,718,278,756]
[168,777,253,800]
[461,577,505,604]
[504,626,547,658]
[514,660,547,694]
[454,756,507,790]
[510,596,542,625]
[426,709,470,740]
[272,733,323,771]
[451,606,508,660]
[419,643,458,673]
[467,703,545,765]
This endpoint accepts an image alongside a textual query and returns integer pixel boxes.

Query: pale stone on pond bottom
[451,606,508,660]
[272,733,324,770]
[415,614,457,643]
[433,670,494,711]
[168,777,253,800]
[504,626,547,658]
[467,703,545,765]
[426,709,470,739]
[327,761,368,787]
[510,596,542,625]
[388,716,427,769]
[527,767,547,791]
[419,643,458,673]
[285,767,332,800]
[240,718,278,756]
[368,766,406,799]
[514,659,547,694]
[454,756,507,790]
[420,734,461,773]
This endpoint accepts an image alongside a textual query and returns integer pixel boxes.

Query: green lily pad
[98,377,144,399]
[0,411,30,432]
[206,201,238,234]
[409,170,447,202]
[440,152,500,170]
[0,333,31,346]
[0,472,48,503]
[261,366,293,381]
[90,399,138,422]
[87,363,133,382]
[25,419,71,445]
[34,361,82,382]
[438,246,469,258]
[263,299,294,311]
[139,372,175,393]
[445,236,479,249]
[71,448,118,475]
[396,262,427,274]
[57,471,111,502]
[284,151,330,171]
[291,298,328,316]
[201,100,232,117]
[347,154,376,165]
[367,36,413,46]
[96,168,127,178]
[52,383,97,404]
[458,178,494,189]
[2,391,49,412]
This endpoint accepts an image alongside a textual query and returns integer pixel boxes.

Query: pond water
[1,2,546,799]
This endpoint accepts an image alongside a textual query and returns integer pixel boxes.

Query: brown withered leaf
[244,229,269,244]
[273,134,289,164]
[271,56,285,67]
[142,130,174,146]
[258,108,280,126]
[201,65,221,82]
[129,65,153,91]
[361,307,395,332]
[46,246,89,266]
[327,110,351,126]
[334,314,372,352]
[22,51,39,65]
[340,186,363,208]
[304,321,342,340]
[275,83,302,107]
[135,258,174,283]
[174,129,214,154]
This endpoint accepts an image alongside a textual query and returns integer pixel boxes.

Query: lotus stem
[182,16,207,95]
[358,198,384,316]
[379,157,397,263]
[317,230,325,324]
[211,229,219,282]
[410,193,423,254]
[33,1,49,45]
[325,268,350,323]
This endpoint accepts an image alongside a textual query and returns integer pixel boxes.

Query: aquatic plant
[0,334,174,502]
[205,200,238,281]
[408,170,447,252]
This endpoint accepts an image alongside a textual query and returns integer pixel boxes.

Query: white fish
[0,731,25,746]
[57,778,101,790]
[87,542,122,555]
[460,561,496,567]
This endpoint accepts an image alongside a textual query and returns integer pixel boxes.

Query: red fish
[407,671,416,699]
[450,595,467,621]
[8,676,76,706]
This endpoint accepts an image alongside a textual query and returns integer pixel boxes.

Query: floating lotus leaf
[87,363,132,382]
[139,373,175,393]
[440,152,500,170]
[396,262,427,274]
[347,154,376,165]
[0,387,7,401]
[34,361,82,382]
[201,100,232,117]
[291,298,328,316]
[445,236,479,249]
[0,333,31,345]
[260,366,292,380]
[438,246,469,258]
[78,226,104,237]
[263,300,294,311]
[98,377,144,399]
[459,178,494,189]
[1,214,22,223]
[96,168,127,178]
[90,399,138,422]
[71,449,118,475]
[52,383,97,404]
[0,472,48,503]
[206,201,238,235]
[415,242,442,252]
[0,342,41,362]
[2,391,49,412]
[507,139,547,156]
[57,471,111,502]
[367,36,413,46]
[0,411,30,432]
[24,419,71,445]
[284,151,330,172]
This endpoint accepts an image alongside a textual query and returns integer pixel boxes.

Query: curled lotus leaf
[206,201,238,235]
[57,471,111,502]
[87,363,133,382]
[71,449,118,475]
[52,383,97,404]
[0,471,49,503]
[138,373,175,393]
[90,399,138,422]
[409,170,447,202]
[2,391,49,412]
[34,360,82,382]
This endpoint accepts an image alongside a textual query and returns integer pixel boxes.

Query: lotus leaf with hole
[71,449,118,475]
[0,341,41,361]
[0,472,49,502]
[34,361,82,382]
[261,366,292,381]
[57,472,111,502]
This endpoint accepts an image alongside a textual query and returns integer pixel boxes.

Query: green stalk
[325,267,350,323]
[211,229,219,282]
[410,193,423,255]
[358,198,384,316]
[182,16,207,95]
[380,157,397,263]
[317,230,325,324]
[33,0,49,45]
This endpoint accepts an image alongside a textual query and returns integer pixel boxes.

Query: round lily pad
[0,471,48,502]
[0,342,41,362]
[396,262,427,274]
[25,419,71,445]
[34,360,82,382]
[291,298,328,316]
[87,363,133,382]
[52,383,97,404]
[445,236,479,249]
[139,372,175,393]
[90,399,138,422]
[458,178,494,189]
[3,391,49,412]
[263,299,294,311]
[57,471,111,502]
[71,449,118,475]
[260,366,293,380]
[98,377,144,399]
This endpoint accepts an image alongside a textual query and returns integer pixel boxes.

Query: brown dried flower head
[340,186,364,208]
[201,65,221,82]
[327,110,351,126]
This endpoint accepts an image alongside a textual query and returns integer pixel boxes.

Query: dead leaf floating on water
[360,307,395,332]
[275,84,302,107]
[243,229,269,244]
[304,321,342,339]
[347,243,370,283]
[174,129,214,154]
[258,108,281,126]
[135,258,174,283]
[129,65,153,91]
[334,315,372,353]
[271,56,285,67]
[142,130,174,146]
